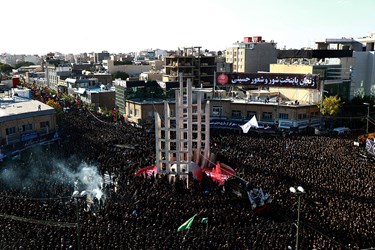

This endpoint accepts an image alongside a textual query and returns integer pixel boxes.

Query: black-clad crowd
[0,108,373,250]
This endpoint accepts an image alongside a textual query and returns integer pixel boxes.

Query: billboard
[216,72,319,89]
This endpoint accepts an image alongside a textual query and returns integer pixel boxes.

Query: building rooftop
[0,97,55,122]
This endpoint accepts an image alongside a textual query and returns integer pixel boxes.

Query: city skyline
[2,0,375,55]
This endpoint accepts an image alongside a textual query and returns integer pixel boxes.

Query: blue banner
[20,131,38,142]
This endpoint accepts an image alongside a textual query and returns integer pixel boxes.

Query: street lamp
[363,103,370,136]
[72,190,87,250]
[319,90,329,129]
[289,186,305,250]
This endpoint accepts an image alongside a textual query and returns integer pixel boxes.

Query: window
[302,114,307,119]
[22,124,33,132]
[298,114,303,119]
[6,127,16,135]
[262,112,272,120]
[232,110,242,118]
[247,111,257,118]
[279,113,289,119]
[147,111,153,118]
[212,106,223,116]
[135,109,140,116]
[40,121,50,128]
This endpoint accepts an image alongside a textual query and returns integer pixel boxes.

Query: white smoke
[0,151,107,212]
[76,164,104,201]
[57,161,106,209]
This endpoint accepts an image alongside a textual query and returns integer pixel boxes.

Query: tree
[14,61,35,69]
[320,95,343,116]
[0,63,14,74]
[112,71,129,80]
[114,60,132,65]
[46,99,62,112]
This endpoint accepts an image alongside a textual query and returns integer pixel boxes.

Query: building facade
[163,47,216,87]
[225,36,278,73]
[0,98,57,158]
[102,59,152,76]
[351,51,375,98]
[45,59,72,91]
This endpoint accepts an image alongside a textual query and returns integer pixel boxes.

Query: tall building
[94,51,110,64]
[44,58,72,90]
[163,47,216,87]
[155,77,210,186]
[225,36,278,73]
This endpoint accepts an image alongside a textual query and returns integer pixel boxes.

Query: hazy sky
[2,0,374,55]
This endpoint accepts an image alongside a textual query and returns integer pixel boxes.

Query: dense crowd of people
[0,107,373,249]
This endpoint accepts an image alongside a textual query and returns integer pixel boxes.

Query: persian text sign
[216,72,319,89]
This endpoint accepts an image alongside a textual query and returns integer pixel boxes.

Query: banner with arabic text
[216,72,319,89]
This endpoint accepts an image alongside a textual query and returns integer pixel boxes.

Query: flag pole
[206,220,208,236]
[182,228,190,243]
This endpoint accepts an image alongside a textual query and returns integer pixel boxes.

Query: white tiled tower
[155,75,210,187]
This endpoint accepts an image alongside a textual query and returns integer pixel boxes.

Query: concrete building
[64,78,98,95]
[23,55,42,65]
[0,97,57,158]
[351,51,375,98]
[225,36,278,73]
[0,54,17,65]
[213,72,321,131]
[139,72,163,81]
[78,87,116,112]
[154,78,211,186]
[45,59,72,91]
[116,71,320,133]
[102,59,152,76]
[114,79,167,119]
[312,33,375,100]
[94,51,110,64]
[315,38,363,51]
[163,47,216,87]
[276,45,354,101]
[356,32,375,51]
[122,88,211,126]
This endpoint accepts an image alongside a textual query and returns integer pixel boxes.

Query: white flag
[240,115,259,133]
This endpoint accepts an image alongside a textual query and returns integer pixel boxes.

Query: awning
[74,88,86,95]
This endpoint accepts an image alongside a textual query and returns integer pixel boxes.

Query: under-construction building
[163,47,216,88]
[154,76,210,186]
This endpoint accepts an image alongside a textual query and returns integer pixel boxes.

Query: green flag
[201,217,208,224]
[177,214,197,232]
